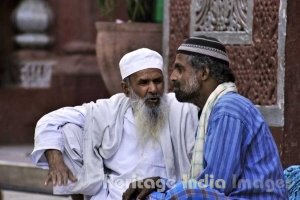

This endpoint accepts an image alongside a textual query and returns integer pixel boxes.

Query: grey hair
[187,55,235,83]
[123,77,131,85]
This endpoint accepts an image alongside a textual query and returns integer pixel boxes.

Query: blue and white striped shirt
[150,92,288,199]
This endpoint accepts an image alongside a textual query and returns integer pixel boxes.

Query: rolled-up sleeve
[31,106,86,168]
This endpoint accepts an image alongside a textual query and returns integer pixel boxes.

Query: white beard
[129,90,168,143]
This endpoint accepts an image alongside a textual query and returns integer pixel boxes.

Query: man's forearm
[44,149,77,186]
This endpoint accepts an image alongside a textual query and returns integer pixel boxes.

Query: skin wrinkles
[122,68,165,108]
[170,54,204,108]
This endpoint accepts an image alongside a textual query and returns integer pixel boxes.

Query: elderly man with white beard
[31,48,198,200]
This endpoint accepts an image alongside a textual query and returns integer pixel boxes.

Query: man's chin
[173,88,184,101]
[174,92,190,102]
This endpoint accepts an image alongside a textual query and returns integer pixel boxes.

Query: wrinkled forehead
[174,53,191,66]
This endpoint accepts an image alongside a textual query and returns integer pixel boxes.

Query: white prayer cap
[119,48,163,79]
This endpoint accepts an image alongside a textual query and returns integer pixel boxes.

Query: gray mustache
[144,94,160,100]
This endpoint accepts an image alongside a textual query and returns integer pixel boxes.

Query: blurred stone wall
[0,0,115,144]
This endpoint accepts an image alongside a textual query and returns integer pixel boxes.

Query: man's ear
[121,81,130,97]
[199,66,210,81]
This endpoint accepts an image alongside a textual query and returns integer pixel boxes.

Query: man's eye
[175,67,182,73]
[139,80,148,85]
[154,79,162,84]
[174,65,183,73]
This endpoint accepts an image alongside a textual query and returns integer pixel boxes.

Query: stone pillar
[12,0,55,88]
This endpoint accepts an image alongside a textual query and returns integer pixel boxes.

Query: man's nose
[148,82,158,93]
[170,70,177,82]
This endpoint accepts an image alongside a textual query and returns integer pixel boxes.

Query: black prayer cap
[177,35,229,65]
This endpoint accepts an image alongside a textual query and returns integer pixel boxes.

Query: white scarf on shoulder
[190,82,237,178]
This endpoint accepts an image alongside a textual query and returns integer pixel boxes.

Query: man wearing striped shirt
[123,36,288,199]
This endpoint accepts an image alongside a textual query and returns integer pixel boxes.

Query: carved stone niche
[190,0,253,44]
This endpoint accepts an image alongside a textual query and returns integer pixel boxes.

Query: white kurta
[31,93,198,200]
[100,108,167,200]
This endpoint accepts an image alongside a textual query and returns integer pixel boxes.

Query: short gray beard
[129,90,168,143]
[183,72,199,94]
[175,72,200,103]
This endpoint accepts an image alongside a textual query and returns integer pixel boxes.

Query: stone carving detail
[193,0,248,31]
[191,0,253,44]
[19,61,54,88]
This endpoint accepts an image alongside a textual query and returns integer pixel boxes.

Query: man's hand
[44,149,77,186]
[122,176,163,200]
